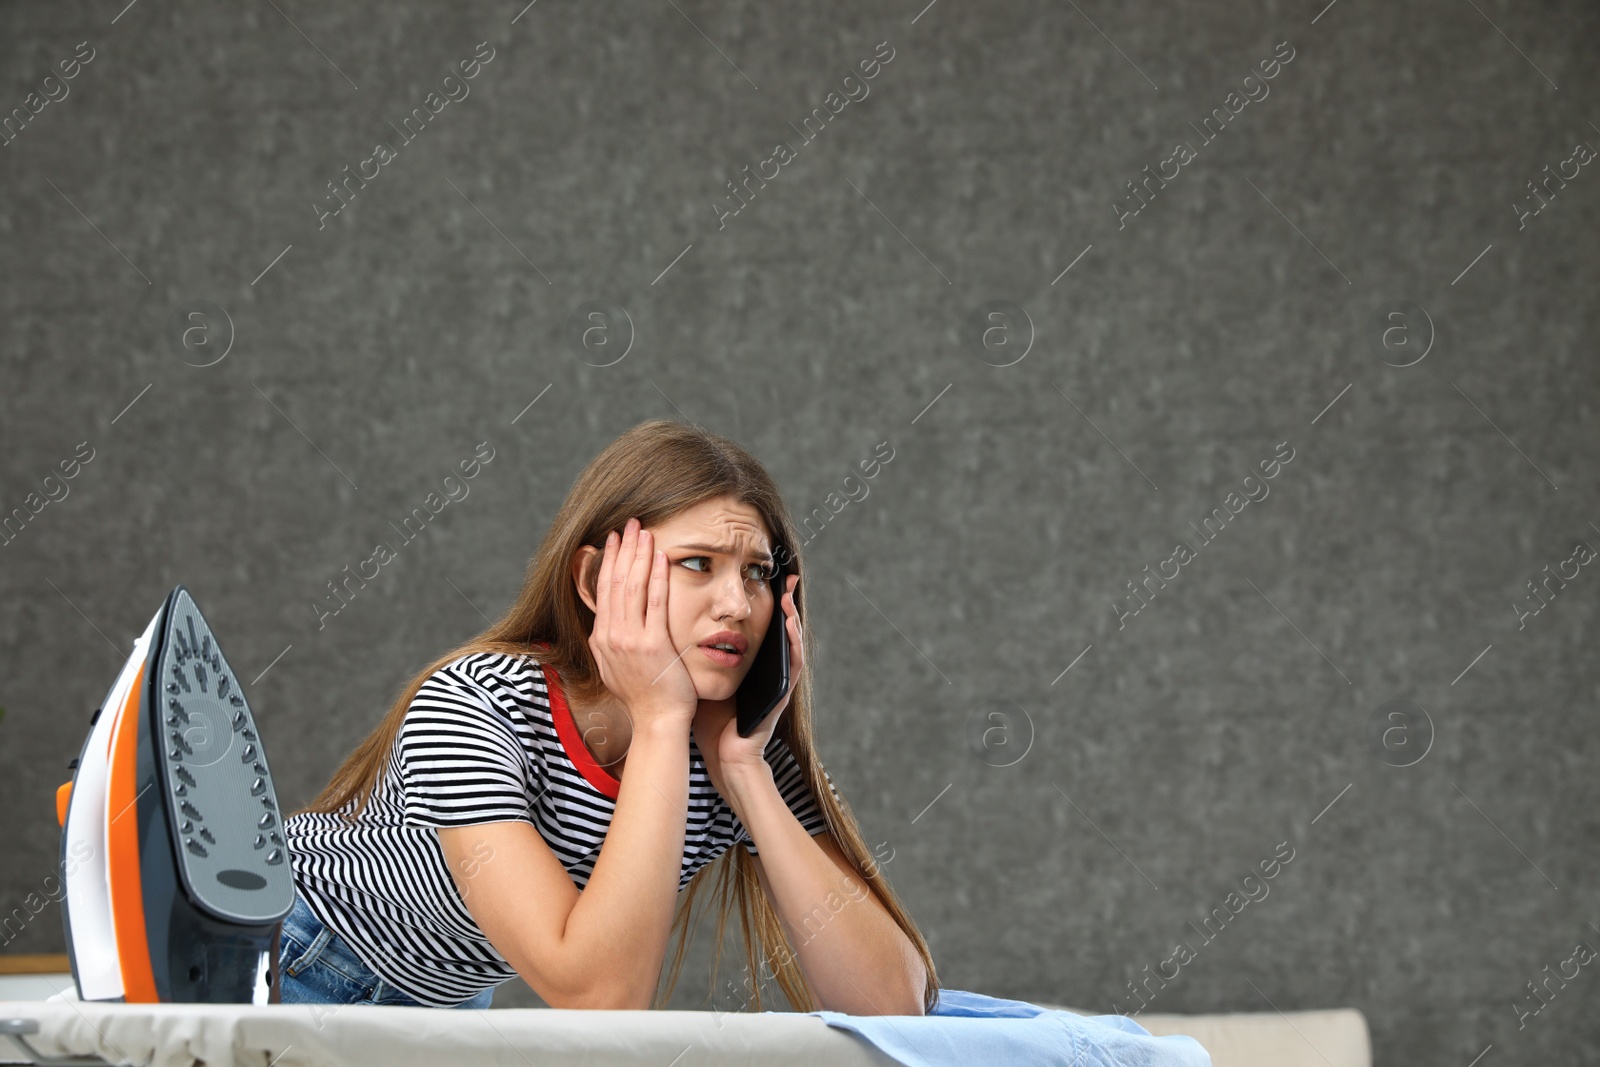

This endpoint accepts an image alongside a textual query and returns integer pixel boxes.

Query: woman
[280,419,939,1013]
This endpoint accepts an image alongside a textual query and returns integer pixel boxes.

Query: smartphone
[735,554,798,737]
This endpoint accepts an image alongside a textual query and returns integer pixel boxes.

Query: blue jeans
[277,892,494,1009]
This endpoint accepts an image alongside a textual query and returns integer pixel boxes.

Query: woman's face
[575,494,779,704]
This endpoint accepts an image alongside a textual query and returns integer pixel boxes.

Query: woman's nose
[713,579,754,618]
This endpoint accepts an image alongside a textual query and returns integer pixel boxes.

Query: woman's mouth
[698,643,744,667]
[698,631,748,667]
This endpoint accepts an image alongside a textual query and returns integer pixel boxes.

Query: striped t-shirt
[284,650,834,1007]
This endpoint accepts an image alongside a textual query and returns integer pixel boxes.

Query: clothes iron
[54,585,293,1003]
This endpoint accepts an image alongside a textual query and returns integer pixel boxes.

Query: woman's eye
[678,557,775,583]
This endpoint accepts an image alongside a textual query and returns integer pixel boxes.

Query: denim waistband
[278,891,493,1009]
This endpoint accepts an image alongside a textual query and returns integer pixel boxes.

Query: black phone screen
[734,562,795,737]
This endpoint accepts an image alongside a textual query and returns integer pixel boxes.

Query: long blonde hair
[293,419,940,1013]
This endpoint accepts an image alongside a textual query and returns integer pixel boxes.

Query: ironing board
[1,998,905,1067]
[0,996,1374,1067]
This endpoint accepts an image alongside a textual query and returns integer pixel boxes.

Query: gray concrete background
[2,0,1597,1060]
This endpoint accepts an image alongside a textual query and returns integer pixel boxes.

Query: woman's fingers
[610,519,638,633]
[597,518,661,634]
[588,524,611,633]
[625,525,653,627]
[586,520,698,720]
[645,541,668,633]
[782,574,802,700]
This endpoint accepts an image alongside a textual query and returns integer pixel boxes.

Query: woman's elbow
[890,984,928,1016]
[506,953,639,1010]
[551,972,654,1010]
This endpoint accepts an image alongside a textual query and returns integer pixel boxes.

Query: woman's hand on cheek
[694,574,802,799]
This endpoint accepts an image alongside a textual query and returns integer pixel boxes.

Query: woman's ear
[571,545,601,613]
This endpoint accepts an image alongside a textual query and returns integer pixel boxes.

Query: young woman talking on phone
[280,420,939,1014]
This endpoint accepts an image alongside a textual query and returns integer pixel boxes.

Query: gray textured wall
[3,0,1597,1060]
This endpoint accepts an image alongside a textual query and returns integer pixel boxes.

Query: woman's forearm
[725,762,926,1015]
[563,717,690,1008]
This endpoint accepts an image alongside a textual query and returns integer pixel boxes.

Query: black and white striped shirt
[284,650,833,1007]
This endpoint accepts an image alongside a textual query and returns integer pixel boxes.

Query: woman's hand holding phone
[587,517,698,729]
[694,572,802,796]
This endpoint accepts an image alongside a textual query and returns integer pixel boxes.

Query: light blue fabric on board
[805,988,1212,1067]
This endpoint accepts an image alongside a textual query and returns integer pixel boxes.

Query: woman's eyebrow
[673,541,774,563]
